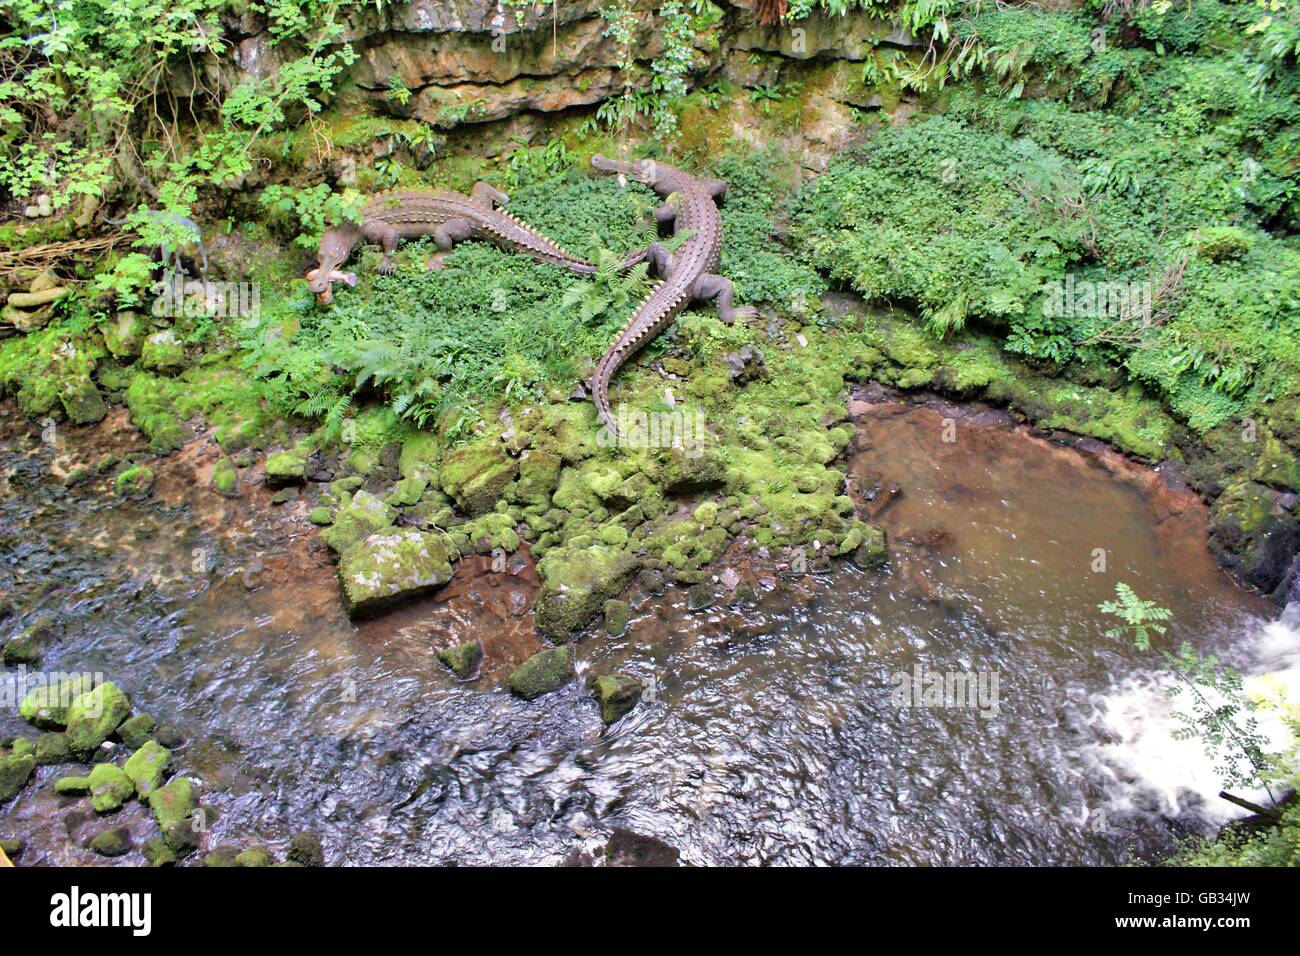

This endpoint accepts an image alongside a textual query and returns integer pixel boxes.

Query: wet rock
[1208,479,1299,597]
[65,682,131,758]
[721,344,769,384]
[593,673,641,724]
[270,487,298,504]
[321,489,396,554]
[0,751,36,801]
[509,645,575,700]
[123,741,171,798]
[534,544,637,640]
[437,640,482,678]
[88,763,134,813]
[265,450,307,487]
[87,827,132,857]
[337,529,453,617]
[34,732,71,765]
[287,830,324,867]
[117,713,157,749]
[142,838,177,866]
[4,616,59,666]
[603,598,629,636]
[148,777,197,852]
[439,442,519,517]
[686,583,715,611]
[603,828,680,867]
[305,452,336,483]
[236,846,276,867]
[204,845,242,867]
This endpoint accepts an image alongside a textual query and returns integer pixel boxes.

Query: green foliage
[260,183,366,248]
[1099,582,1172,651]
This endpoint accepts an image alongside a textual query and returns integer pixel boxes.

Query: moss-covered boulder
[1208,480,1299,596]
[33,732,70,765]
[87,826,132,857]
[236,846,276,867]
[437,640,482,678]
[117,713,157,749]
[19,673,96,729]
[603,598,630,636]
[211,456,238,496]
[142,838,177,866]
[384,476,427,507]
[512,449,562,508]
[3,617,58,665]
[265,450,307,488]
[64,681,131,758]
[0,751,36,801]
[509,645,575,700]
[654,448,728,494]
[124,740,171,798]
[320,489,396,554]
[54,775,91,795]
[88,763,135,813]
[439,442,519,517]
[140,329,184,372]
[337,529,453,617]
[287,830,324,866]
[114,465,154,497]
[148,777,197,851]
[61,375,107,425]
[103,311,148,358]
[593,673,641,724]
[534,544,638,641]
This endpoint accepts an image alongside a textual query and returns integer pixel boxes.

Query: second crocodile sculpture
[306,183,643,304]
[588,155,756,436]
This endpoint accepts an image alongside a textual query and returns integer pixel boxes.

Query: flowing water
[1,392,1293,866]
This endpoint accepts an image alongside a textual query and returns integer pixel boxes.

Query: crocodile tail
[618,247,649,272]
[592,351,620,439]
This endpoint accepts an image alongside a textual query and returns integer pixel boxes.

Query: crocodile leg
[470,182,510,208]
[653,203,677,226]
[693,274,757,325]
[703,180,728,202]
[365,222,402,274]
[644,241,675,279]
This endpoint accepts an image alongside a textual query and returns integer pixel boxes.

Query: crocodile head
[307,225,361,304]
[592,154,666,189]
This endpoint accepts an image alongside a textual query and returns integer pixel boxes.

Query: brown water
[0,392,1277,865]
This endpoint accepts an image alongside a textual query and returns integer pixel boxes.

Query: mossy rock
[287,830,324,866]
[211,457,239,496]
[140,329,185,372]
[437,640,483,678]
[320,489,396,554]
[511,449,562,507]
[509,645,575,700]
[88,763,135,813]
[123,740,171,799]
[87,826,132,857]
[3,617,58,666]
[534,544,638,641]
[148,777,197,851]
[204,845,242,867]
[1207,480,1298,596]
[103,311,148,358]
[236,846,276,867]
[142,837,177,866]
[64,681,131,758]
[384,475,428,507]
[265,450,307,488]
[114,465,154,497]
[439,442,519,517]
[337,529,453,617]
[603,599,630,637]
[33,732,71,765]
[0,752,36,801]
[309,506,333,525]
[593,673,641,725]
[60,375,107,425]
[653,448,728,495]
[54,774,91,795]
[117,713,157,749]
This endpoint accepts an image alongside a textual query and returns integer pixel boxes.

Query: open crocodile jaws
[588,155,755,438]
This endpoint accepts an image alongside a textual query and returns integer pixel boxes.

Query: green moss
[123,741,171,799]
[320,490,396,554]
[88,762,135,813]
[33,732,70,765]
[114,465,154,497]
[148,777,197,850]
[438,441,519,517]
[509,645,575,700]
[593,673,641,724]
[236,846,276,867]
[87,827,132,857]
[54,774,91,795]
[336,529,453,617]
[211,457,238,496]
[603,599,630,637]
[117,713,157,749]
[265,450,306,487]
[437,640,483,678]
[0,751,36,801]
[140,329,185,372]
[64,681,131,758]
[534,544,638,641]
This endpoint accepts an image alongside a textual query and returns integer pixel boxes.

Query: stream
[1,392,1294,866]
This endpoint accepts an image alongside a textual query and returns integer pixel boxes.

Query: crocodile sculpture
[588,155,756,436]
[306,182,644,304]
